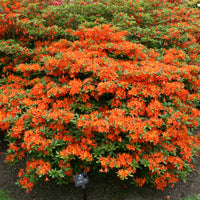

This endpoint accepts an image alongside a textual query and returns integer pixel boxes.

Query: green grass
[0,189,12,200]
[181,194,200,200]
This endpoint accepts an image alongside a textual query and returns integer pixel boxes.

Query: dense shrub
[0,0,200,193]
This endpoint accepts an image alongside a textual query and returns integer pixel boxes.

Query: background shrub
[0,0,199,192]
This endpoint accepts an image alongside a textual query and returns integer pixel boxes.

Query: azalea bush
[0,0,200,193]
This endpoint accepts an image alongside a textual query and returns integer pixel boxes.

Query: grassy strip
[0,189,12,200]
[181,194,200,200]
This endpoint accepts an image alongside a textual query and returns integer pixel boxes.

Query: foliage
[0,0,200,193]
[181,194,200,200]
[0,189,12,200]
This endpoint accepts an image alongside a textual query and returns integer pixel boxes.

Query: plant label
[73,172,89,187]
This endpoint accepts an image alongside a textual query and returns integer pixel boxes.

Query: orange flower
[117,169,130,179]
[68,79,82,96]
[135,177,146,187]
[19,177,34,192]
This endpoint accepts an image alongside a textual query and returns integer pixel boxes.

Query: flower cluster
[0,0,199,192]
